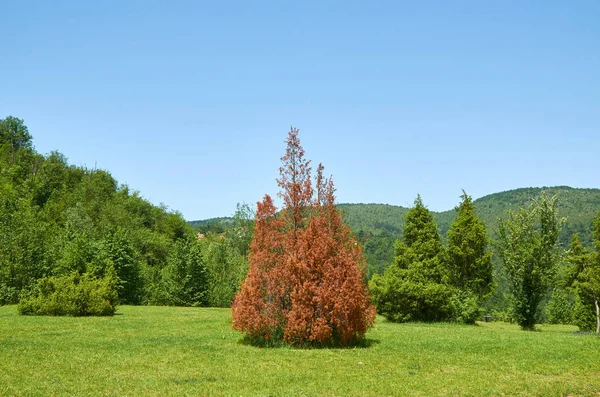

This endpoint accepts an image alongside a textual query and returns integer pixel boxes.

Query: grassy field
[1,305,599,396]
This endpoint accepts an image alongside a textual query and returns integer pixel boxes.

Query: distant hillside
[340,186,600,243]
[338,186,600,275]
[188,217,233,234]
[189,186,600,275]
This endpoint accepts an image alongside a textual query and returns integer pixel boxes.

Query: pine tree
[567,213,600,333]
[370,196,455,322]
[231,128,375,345]
[447,191,493,296]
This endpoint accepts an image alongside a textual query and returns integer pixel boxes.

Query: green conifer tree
[567,213,600,332]
[445,191,494,323]
[370,196,455,322]
[446,191,493,297]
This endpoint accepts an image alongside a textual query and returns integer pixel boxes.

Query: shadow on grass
[237,336,380,349]
[573,331,600,336]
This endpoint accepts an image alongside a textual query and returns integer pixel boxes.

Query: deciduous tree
[494,193,563,330]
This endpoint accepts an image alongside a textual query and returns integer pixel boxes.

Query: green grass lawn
[1,305,598,396]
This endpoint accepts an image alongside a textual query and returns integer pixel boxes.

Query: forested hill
[337,186,600,275]
[0,116,200,305]
[339,186,600,245]
[192,187,600,276]
[188,217,234,234]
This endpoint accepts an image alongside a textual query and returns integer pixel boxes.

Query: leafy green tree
[225,203,255,258]
[494,193,563,330]
[203,235,248,307]
[150,238,208,307]
[566,214,600,332]
[54,204,96,275]
[0,116,33,164]
[370,195,455,322]
[0,194,51,304]
[93,229,142,304]
[0,116,208,307]
[545,285,576,325]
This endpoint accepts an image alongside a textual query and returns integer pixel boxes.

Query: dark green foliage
[451,290,481,325]
[93,229,142,304]
[573,294,597,331]
[494,193,563,330]
[545,287,576,325]
[566,214,600,332]
[0,116,33,164]
[445,192,494,323]
[446,191,493,299]
[196,203,254,308]
[0,196,51,304]
[203,235,249,307]
[150,238,208,307]
[188,217,233,234]
[338,187,600,278]
[370,196,456,322]
[0,116,209,309]
[18,267,118,316]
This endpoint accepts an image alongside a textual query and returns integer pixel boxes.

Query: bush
[370,268,456,323]
[545,287,576,325]
[573,294,596,332]
[148,239,208,307]
[18,267,118,316]
[452,291,482,325]
[0,285,19,306]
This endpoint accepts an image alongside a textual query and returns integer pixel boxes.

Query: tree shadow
[237,336,380,349]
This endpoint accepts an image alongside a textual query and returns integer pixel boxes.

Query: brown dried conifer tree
[231,127,375,345]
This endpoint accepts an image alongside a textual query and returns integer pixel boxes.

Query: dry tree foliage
[231,128,375,345]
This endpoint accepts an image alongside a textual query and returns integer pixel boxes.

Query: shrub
[573,293,596,332]
[149,238,208,307]
[452,290,482,325]
[545,287,576,325]
[18,266,118,316]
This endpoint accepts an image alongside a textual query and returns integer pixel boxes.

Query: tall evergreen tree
[567,213,600,332]
[446,191,493,298]
[231,127,375,345]
[370,196,455,322]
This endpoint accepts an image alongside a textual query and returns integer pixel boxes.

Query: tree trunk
[594,293,600,334]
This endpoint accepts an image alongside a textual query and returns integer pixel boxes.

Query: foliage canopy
[231,128,375,345]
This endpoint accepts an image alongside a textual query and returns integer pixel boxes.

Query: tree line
[0,116,248,313]
[2,117,598,338]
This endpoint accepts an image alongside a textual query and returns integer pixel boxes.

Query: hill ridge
[189,186,600,275]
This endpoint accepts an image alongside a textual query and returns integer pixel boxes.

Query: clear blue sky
[2,1,599,220]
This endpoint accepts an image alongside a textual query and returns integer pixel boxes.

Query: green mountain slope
[188,217,234,233]
[338,186,600,275]
[189,186,600,276]
[341,186,600,243]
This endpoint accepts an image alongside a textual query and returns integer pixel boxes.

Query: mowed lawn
[0,305,598,396]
